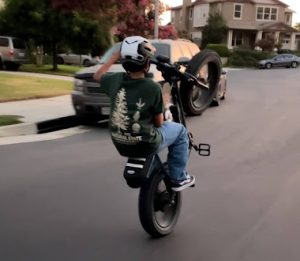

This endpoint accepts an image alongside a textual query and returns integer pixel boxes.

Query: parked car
[211,69,227,106]
[72,39,223,122]
[257,54,300,69]
[0,35,28,71]
[57,52,92,67]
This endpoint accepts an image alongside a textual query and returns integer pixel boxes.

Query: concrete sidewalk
[0,95,75,137]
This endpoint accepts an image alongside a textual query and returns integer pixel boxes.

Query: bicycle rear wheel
[138,167,182,237]
[180,49,221,115]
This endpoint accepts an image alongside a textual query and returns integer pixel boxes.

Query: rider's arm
[93,50,121,82]
[153,113,164,128]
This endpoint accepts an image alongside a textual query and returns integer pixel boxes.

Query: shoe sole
[171,178,196,192]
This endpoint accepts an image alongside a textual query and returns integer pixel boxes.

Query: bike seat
[123,155,161,188]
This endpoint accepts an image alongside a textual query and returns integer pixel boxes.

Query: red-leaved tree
[51,0,177,40]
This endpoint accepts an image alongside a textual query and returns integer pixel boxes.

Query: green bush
[293,51,300,56]
[278,49,300,56]
[227,49,274,67]
[205,44,230,57]
[43,55,54,65]
[278,49,292,54]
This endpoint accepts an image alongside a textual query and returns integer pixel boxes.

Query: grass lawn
[20,64,81,77]
[0,115,23,126]
[0,72,72,102]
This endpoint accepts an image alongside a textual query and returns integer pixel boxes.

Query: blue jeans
[157,121,189,182]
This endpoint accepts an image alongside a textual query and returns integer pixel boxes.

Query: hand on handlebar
[183,72,210,90]
[152,56,209,90]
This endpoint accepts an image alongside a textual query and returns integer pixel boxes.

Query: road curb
[37,116,79,134]
[0,115,79,137]
[0,122,37,137]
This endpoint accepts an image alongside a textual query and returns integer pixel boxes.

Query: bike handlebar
[151,56,209,90]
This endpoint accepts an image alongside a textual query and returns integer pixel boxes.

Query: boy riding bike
[94,36,195,191]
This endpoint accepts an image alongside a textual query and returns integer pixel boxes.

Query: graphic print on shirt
[132,98,145,133]
[111,88,130,133]
[111,88,145,144]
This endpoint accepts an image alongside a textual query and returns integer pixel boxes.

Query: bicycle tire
[138,167,182,237]
[180,49,222,115]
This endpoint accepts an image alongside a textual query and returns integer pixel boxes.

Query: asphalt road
[1,68,300,261]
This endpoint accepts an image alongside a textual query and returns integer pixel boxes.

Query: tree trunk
[52,42,58,71]
[36,46,44,66]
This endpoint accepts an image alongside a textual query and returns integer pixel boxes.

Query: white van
[0,36,28,70]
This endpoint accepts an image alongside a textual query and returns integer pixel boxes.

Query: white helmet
[120,36,156,72]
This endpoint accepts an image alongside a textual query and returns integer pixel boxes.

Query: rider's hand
[94,50,121,82]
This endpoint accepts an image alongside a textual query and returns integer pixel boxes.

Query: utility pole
[154,0,159,39]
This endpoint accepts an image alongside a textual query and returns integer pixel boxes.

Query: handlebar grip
[152,57,209,89]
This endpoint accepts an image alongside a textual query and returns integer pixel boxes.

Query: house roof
[251,0,288,7]
[170,5,182,10]
[285,7,294,13]
[257,22,298,32]
[171,0,289,9]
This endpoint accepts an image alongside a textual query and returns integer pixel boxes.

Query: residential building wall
[221,2,286,29]
[171,0,299,50]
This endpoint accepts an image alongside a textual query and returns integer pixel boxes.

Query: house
[171,0,300,50]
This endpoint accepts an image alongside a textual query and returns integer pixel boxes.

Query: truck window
[0,37,9,47]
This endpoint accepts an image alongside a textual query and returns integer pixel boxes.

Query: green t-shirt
[100,72,163,157]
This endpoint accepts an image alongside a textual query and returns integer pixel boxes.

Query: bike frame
[159,58,211,157]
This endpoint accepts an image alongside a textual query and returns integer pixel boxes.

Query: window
[171,12,175,23]
[234,4,242,19]
[264,7,270,20]
[152,43,170,59]
[256,6,277,21]
[12,38,26,49]
[179,10,183,24]
[189,8,193,20]
[0,37,9,47]
[257,7,263,20]
[232,31,243,46]
[271,8,277,20]
[99,43,121,64]
[286,14,291,24]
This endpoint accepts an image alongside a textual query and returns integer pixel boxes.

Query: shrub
[278,49,292,54]
[227,49,274,67]
[255,33,275,51]
[277,49,300,56]
[205,44,230,57]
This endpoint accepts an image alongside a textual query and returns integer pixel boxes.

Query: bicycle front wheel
[138,168,182,237]
[180,49,221,115]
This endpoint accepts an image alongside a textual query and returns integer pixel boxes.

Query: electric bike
[123,49,221,237]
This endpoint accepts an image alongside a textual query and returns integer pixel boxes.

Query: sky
[161,0,300,25]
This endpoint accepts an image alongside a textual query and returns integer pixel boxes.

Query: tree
[294,22,300,31]
[157,23,177,39]
[51,0,177,40]
[51,0,116,44]
[201,13,228,48]
[115,0,176,39]
[0,0,110,70]
[255,33,275,51]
